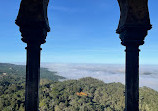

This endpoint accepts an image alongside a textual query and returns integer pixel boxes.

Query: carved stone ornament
[117,0,151,34]
[15,0,50,44]
[116,0,152,46]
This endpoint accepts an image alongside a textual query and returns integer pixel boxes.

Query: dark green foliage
[0,75,25,111]
[0,63,158,111]
[0,63,65,81]
[39,78,158,111]
[1,76,158,111]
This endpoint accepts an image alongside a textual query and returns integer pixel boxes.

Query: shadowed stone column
[15,0,50,111]
[116,0,151,111]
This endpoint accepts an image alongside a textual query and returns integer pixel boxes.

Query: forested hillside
[0,63,158,111]
[0,63,65,81]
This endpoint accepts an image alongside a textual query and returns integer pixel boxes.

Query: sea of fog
[41,63,158,91]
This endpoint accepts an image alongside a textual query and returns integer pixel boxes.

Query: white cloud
[42,63,158,91]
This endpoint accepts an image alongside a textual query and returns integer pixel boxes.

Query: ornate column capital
[15,0,50,44]
[116,0,152,46]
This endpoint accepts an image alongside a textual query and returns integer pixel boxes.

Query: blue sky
[0,0,158,64]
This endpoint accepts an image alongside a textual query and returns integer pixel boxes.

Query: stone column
[15,0,50,111]
[116,0,151,111]
[125,44,139,111]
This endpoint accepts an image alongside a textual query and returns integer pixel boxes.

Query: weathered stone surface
[15,0,50,44]
[117,0,151,33]
[16,0,50,32]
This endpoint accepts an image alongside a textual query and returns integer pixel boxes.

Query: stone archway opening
[15,0,152,111]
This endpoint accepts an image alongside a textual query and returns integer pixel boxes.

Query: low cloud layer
[42,63,158,91]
